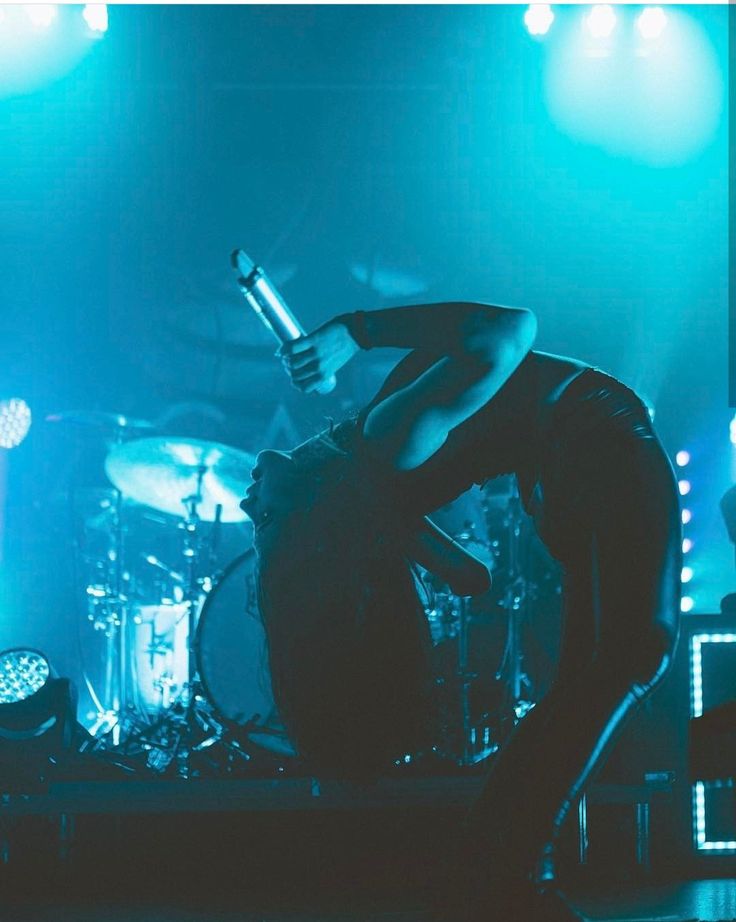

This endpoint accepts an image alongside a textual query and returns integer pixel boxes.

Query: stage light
[730,415,736,446]
[682,509,692,525]
[82,4,107,35]
[524,4,555,37]
[0,649,50,704]
[0,398,32,449]
[682,567,694,584]
[0,648,77,793]
[24,4,57,28]
[546,7,723,166]
[679,480,691,496]
[676,450,691,467]
[690,635,736,853]
[683,538,693,554]
[637,6,667,40]
[681,596,694,613]
[586,5,617,39]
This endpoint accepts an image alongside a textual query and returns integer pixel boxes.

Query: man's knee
[629,621,679,694]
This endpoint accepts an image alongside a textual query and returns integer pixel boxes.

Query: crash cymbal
[46,410,156,434]
[104,437,254,523]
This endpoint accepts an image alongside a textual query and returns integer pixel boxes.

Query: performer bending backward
[239,302,681,921]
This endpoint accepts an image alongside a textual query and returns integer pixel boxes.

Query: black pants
[460,372,682,912]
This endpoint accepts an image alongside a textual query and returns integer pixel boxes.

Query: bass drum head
[196,550,295,757]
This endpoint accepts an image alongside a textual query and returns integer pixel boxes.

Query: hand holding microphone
[231,249,343,395]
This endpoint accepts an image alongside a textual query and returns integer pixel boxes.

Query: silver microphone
[231,249,336,395]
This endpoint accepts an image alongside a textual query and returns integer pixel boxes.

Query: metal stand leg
[578,793,589,865]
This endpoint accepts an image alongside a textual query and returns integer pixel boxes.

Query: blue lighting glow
[0,4,106,99]
[691,635,736,853]
[586,5,617,40]
[524,4,555,38]
[637,7,667,41]
[690,633,736,718]
[545,8,723,166]
[82,4,108,35]
[693,782,736,853]
[0,399,32,449]
[24,4,57,28]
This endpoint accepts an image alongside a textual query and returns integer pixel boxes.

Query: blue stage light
[0,4,106,100]
[0,399,32,450]
[0,650,50,705]
[82,4,107,35]
[545,7,724,165]
[24,4,57,28]
[586,5,617,39]
[637,6,667,40]
[524,4,555,38]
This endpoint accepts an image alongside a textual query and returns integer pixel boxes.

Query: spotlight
[524,4,555,37]
[636,6,667,40]
[682,509,692,525]
[0,398,32,449]
[0,649,50,704]
[676,450,691,467]
[82,4,108,35]
[683,538,693,554]
[586,4,617,39]
[682,567,694,584]
[23,4,57,28]
[0,648,76,793]
[679,480,691,496]
[681,596,694,613]
[730,415,736,446]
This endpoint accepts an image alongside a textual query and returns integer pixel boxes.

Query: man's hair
[256,436,436,780]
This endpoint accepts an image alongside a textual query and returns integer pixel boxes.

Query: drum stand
[455,595,495,766]
[122,469,252,777]
[85,466,140,743]
[493,485,536,728]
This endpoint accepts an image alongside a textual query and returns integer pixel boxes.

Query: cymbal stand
[454,594,495,766]
[86,439,137,744]
[491,484,536,724]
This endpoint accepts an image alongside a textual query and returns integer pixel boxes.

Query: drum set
[49,409,561,779]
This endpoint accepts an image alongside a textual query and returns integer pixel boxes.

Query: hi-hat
[104,437,254,523]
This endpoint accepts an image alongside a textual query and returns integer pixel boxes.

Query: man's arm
[281,301,537,471]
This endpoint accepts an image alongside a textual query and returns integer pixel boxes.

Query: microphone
[231,249,336,395]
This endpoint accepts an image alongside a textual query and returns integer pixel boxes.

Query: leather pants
[458,372,682,915]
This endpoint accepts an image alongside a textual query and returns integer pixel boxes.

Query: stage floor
[1,881,735,922]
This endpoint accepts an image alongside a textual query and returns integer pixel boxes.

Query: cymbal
[104,437,254,523]
[46,410,156,434]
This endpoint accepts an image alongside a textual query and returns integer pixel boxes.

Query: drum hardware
[113,467,269,778]
[484,481,537,728]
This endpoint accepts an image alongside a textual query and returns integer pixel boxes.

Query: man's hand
[279,320,360,394]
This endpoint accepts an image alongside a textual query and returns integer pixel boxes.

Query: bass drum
[195,550,295,757]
